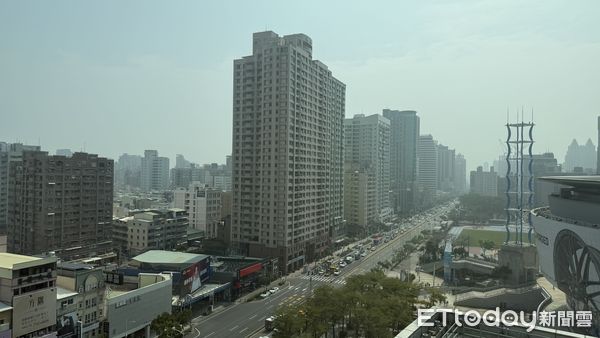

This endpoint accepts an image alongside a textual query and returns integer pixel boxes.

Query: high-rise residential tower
[115,153,142,188]
[344,114,391,221]
[382,109,420,215]
[417,135,438,195]
[231,31,345,272]
[7,151,113,258]
[0,142,41,233]
[141,150,170,191]
[436,143,456,193]
[454,153,467,194]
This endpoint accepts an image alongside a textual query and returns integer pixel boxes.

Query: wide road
[190,202,455,338]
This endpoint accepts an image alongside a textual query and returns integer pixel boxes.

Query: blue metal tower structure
[504,112,534,245]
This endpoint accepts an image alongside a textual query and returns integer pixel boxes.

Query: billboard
[56,312,78,338]
[182,260,208,294]
[12,288,57,337]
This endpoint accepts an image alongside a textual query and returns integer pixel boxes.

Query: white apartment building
[173,183,222,238]
[417,135,439,194]
[231,31,345,272]
[141,150,169,191]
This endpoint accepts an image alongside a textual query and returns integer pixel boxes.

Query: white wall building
[173,183,222,238]
[141,150,169,191]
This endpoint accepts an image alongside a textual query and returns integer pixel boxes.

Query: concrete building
[112,209,188,256]
[173,183,222,237]
[114,153,142,189]
[344,114,391,221]
[469,166,498,197]
[140,150,169,191]
[231,31,345,272]
[382,109,420,215]
[343,167,377,228]
[103,273,172,338]
[436,144,455,193]
[532,176,600,334]
[0,252,58,338]
[454,153,467,194]
[56,263,106,338]
[175,154,192,169]
[0,142,40,234]
[55,149,73,157]
[7,151,113,259]
[563,138,597,173]
[417,135,438,195]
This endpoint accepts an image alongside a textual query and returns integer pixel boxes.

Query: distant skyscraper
[115,153,142,188]
[0,142,40,233]
[344,114,391,219]
[55,148,73,157]
[564,138,597,173]
[7,151,113,258]
[175,154,192,168]
[436,144,455,193]
[141,150,170,191]
[417,135,438,195]
[382,109,420,215]
[231,31,345,272]
[454,153,467,194]
[470,166,498,197]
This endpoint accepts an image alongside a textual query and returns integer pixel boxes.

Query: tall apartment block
[231,31,345,272]
[417,135,438,198]
[382,109,420,215]
[141,150,169,191]
[470,166,498,197]
[0,142,41,234]
[173,183,222,238]
[454,153,467,194]
[115,153,142,189]
[343,169,376,228]
[344,114,391,222]
[437,143,456,192]
[7,151,113,259]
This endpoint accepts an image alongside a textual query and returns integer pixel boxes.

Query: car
[361,252,367,257]
[371,247,376,251]
[334,270,340,276]
[269,287,279,293]
[339,262,346,268]
[260,292,270,298]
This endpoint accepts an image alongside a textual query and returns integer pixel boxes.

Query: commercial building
[140,150,169,191]
[56,263,106,338]
[454,153,467,194]
[0,252,58,338]
[417,135,438,197]
[382,109,420,215]
[103,273,172,338]
[0,142,40,234]
[469,166,498,197]
[231,31,345,272]
[173,183,222,237]
[532,176,600,334]
[344,114,391,221]
[112,209,188,256]
[7,151,113,259]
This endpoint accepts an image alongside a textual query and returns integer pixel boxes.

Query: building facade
[0,252,58,338]
[7,151,113,259]
[173,183,222,237]
[417,135,438,196]
[469,166,498,197]
[115,153,142,189]
[231,31,345,272]
[343,168,376,228]
[344,114,391,220]
[0,143,41,234]
[454,153,467,194]
[113,209,188,256]
[141,150,169,191]
[563,139,597,173]
[382,109,420,215]
[436,144,456,193]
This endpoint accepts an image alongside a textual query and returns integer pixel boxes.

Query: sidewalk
[537,276,567,311]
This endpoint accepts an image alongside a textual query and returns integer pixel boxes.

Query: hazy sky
[1,1,599,171]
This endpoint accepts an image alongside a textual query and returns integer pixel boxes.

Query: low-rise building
[113,209,188,256]
[0,252,58,338]
[173,183,222,238]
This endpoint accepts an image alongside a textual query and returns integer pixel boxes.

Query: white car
[260,292,270,298]
[269,287,279,293]
[340,262,346,268]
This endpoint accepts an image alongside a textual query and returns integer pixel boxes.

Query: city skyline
[1,1,599,170]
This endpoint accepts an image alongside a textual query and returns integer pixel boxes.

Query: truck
[265,316,276,331]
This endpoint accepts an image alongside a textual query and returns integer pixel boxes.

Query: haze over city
[1,0,599,169]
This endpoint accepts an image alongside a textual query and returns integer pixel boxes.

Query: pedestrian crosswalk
[299,275,346,285]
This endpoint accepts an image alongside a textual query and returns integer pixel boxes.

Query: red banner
[239,263,262,278]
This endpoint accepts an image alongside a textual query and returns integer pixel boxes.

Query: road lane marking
[229,325,239,331]
[239,327,248,333]
[205,332,215,338]
[249,314,257,320]
[302,288,307,292]
[259,316,266,322]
